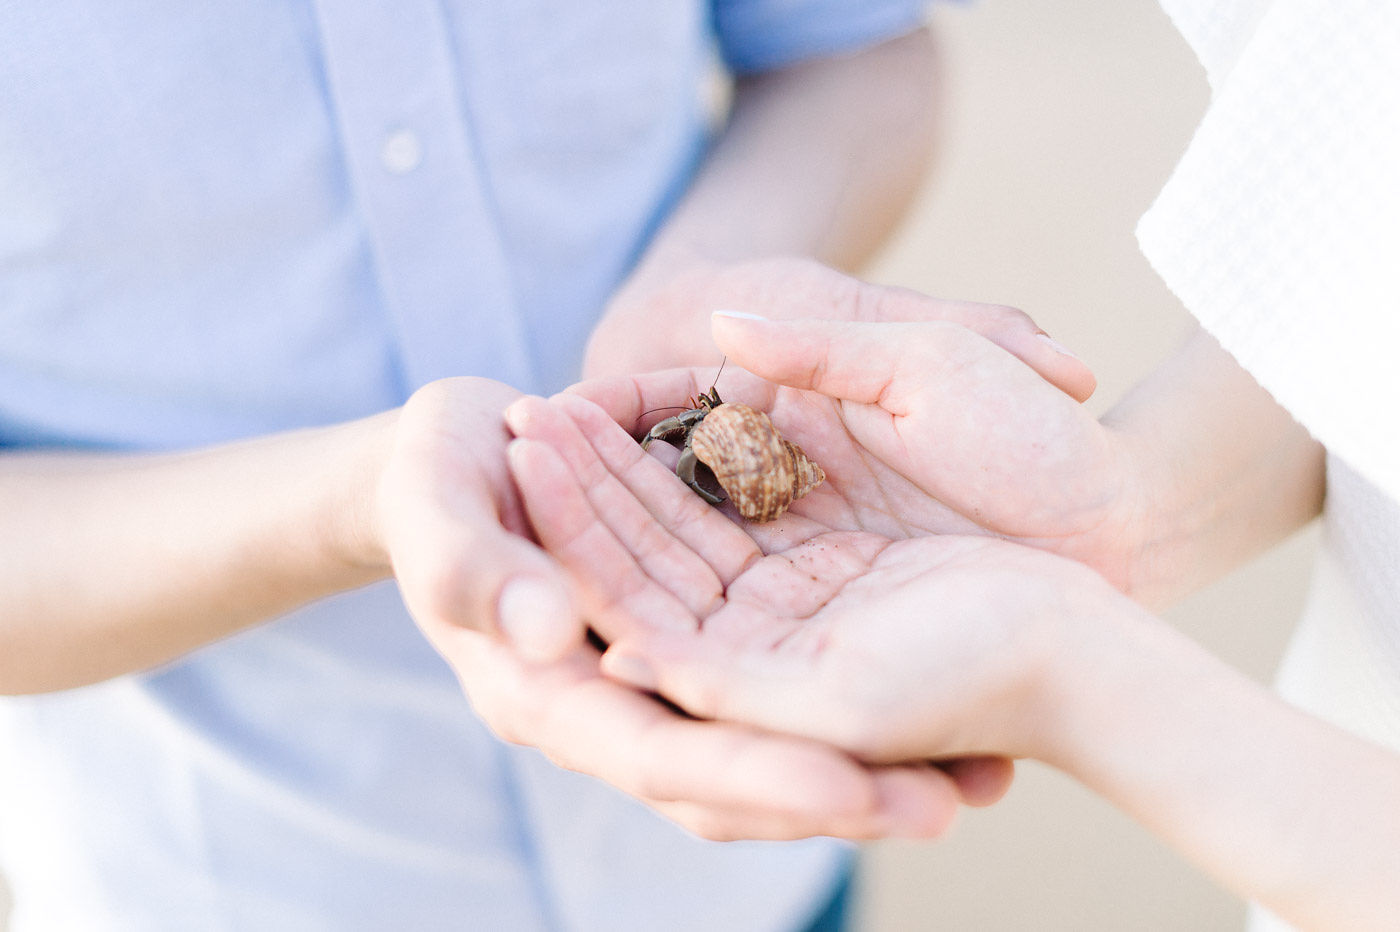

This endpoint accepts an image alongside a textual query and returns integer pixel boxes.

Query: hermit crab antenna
[698,356,727,407]
[638,405,691,418]
[710,356,727,392]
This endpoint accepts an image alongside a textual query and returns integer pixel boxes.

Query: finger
[566,368,779,438]
[871,764,966,838]
[605,638,1020,801]
[941,756,1016,807]
[642,799,840,843]
[647,762,959,842]
[714,274,1096,402]
[457,634,899,826]
[566,371,701,436]
[551,393,762,587]
[505,436,700,637]
[711,313,1093,409]
[393,490,582,664]
[848,284,1096,402]
[507,395,739,619]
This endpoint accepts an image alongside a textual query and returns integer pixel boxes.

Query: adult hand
[574,307,1142,590]
[583,258,1095,402]
[709,313,1128,563]
[504,392,1016,817]
[575,311,1150,601]
[444,623,984,841]
[375,377,974,840]
[373,377,581,662]
[596,530,1117,767]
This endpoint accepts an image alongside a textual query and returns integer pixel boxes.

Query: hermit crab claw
[640,411,704,452]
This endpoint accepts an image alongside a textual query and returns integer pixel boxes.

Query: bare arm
[1103,326,1326,607]
[584,27,940,376]
[0,377,583,694]
[1046,591,1400,931]
[0,416,392,692]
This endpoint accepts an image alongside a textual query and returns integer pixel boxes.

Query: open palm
[603,529,1108,766]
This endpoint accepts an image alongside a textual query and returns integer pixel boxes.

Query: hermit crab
[640,382,825,523]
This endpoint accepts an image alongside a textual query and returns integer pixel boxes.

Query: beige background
[0,0,1321,927]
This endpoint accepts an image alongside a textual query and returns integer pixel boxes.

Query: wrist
[1024,577,1166,772]
[1091,418,1195,611]
[1095,328,1325,610]
[318,410,399,583]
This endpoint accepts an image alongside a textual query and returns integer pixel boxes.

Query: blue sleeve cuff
[713,0,932,75]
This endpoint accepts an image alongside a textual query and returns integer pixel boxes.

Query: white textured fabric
[1140,0,1400,501]
[1139,3,1400,929]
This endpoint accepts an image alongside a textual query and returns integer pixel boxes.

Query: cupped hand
[574,312,1146,598]
[445,626,979,841]
[374,377,973,840]
[504,391,1017,818]
[373,377,582,663]
[596,531,1117,766]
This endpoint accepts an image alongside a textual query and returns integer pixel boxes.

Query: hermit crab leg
[640,408,709,451]
[640,416,690,451]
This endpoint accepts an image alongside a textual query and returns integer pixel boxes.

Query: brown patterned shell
[688,403,825,522]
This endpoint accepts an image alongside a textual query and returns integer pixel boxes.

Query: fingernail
[498,577,575,662]
[503,440,539,485]
[712,309,768,322]
[502,401,527,433]
[602,651,659,692]
[1035,331,1081,361]
[505,438,534,469]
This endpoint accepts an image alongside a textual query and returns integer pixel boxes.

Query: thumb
[494,562,581,664]
[710,313,996,410]
[398,516,583,665]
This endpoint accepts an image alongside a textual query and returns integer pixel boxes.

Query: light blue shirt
[0,2,927,929]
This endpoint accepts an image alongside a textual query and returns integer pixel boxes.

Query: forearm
[640,26,936,279]
[1104,327,1325,608]
[585,27,938,376]
[1044,598,1400,929]
[0,415,393,693]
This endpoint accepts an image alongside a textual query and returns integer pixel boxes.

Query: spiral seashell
[688,403,825,522]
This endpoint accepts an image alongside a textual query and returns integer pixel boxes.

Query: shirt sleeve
[711,0,932,75]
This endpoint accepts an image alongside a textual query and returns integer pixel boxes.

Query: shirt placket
[310,0,536,392]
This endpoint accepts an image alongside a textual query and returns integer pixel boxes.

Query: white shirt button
[380,129,423,174]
